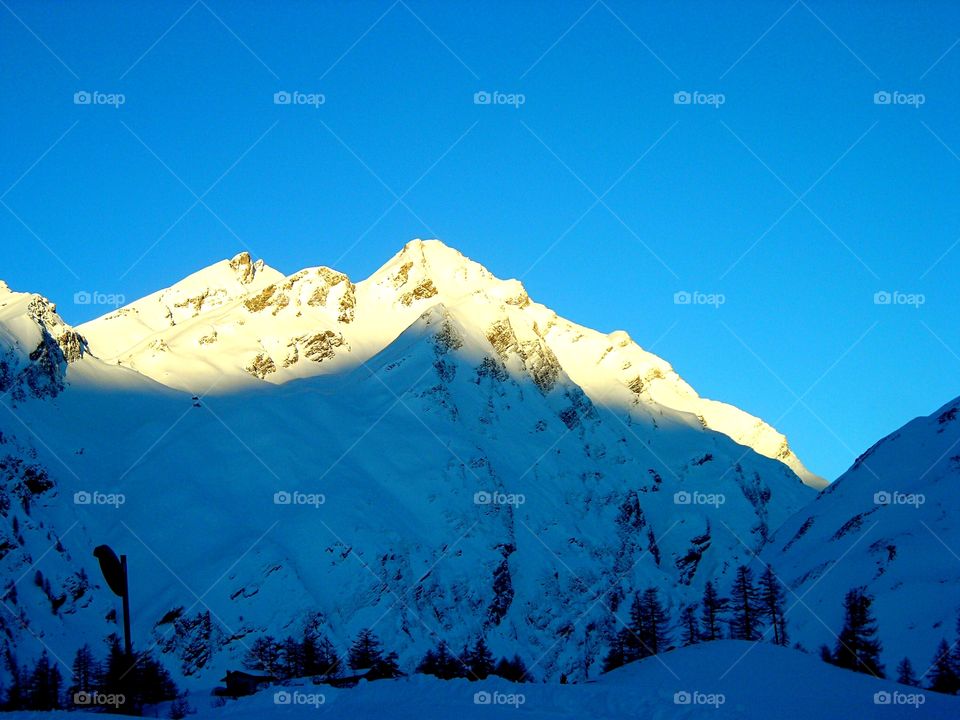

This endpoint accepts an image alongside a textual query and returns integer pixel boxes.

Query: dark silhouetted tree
[759,566,788,646]
[369,651,401,680]
[244,636,282,676]
[896,657,919,687]
[639,587,671,655]
[69,644,99,698]
[467,636,496,680]
[602,631,628,673]
[728,566,763,641]
[832,588,884,678]
[26,651,61,710]
[280,636,303,679]
[416,640,464,679]
[494,655,530,683]
[927,639,960,694]
[680,604,699,646]
[700,580,726,641]
[348,629,384,671]
[302,629,340,678]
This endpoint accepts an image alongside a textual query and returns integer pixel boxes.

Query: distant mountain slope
[764,395,960,668]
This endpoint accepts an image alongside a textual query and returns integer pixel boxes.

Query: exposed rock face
[229,251,262,284]
[245,353,277,379]
[0,293,87,402]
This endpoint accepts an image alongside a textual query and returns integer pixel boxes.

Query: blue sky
[1,0,958,480]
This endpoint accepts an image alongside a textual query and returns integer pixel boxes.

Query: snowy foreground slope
[5,642,957,719]
[0,241,822,684]
[763,395,960,668]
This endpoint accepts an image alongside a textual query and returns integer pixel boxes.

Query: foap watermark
[874,490,925,508]
[674,290,725,308]
[873,690,925,708]
[674,90,725,108]
[73,691,125,709]
[873,90,925,108]
[674,490,726,508]
[274,91,325,108]
[473,690,526,708]
[74,90,125,108]
[274,490,325,508]
[274,690,325,708]
[474,90,525,108]
[474,490,525,507]
[74,290,126,308]
[874,290,925,308]
[74,490,125,509]
[674,690,725,708]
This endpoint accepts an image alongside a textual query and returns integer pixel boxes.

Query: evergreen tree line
[2,634,179,715]
[415,635,531,682]
[602,564,790,673]
[245,623,532,683]
[244,624,400,681]
[822,587,960,696]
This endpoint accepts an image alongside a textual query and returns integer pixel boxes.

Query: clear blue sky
[2,1,958,481]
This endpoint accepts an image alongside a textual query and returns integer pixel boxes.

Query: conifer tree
[494,654,530,683]
[679,604,700,646]
[895,657,919,687]
[700,580,727,641]
[832,588,885,678]
[927,639,960,694]
[728,566,763,641]
[347,629,384,671]
[467,636,496,680]
[759,566,789,646]
[639,587,671,655]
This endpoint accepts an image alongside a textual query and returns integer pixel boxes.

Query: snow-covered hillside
[765,395,960,669]
[5,642,956,719]
[0,241,823,686]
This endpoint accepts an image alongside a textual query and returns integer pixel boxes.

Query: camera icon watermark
[74,90,125,108]
[873,90,925,108]
[473,90,525,108]
[73,691,125,708]
[673,690,725,707]
[73,490,125,509]
[473,690,525,708]
[873,290,925,308]
[873,490,925,508]
[673,490,726,508]
[674,90,725,108]
[873,690,925,707]
[73,290,126,308]
[273,490,326,508]
[473,490,526,507]
[273,91,325,108]
[274,690,325,708]
[674,290,725,308]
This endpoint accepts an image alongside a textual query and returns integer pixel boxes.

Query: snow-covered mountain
[765,395,960,670]
[79,240,824,488]
[0,241,822,684]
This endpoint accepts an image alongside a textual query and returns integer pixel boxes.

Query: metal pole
[120,554,132,658]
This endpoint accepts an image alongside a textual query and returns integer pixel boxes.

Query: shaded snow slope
[765,395,960,669]
[6,642,956,719]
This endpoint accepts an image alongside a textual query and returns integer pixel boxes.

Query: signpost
[93,545,131,657]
